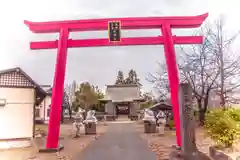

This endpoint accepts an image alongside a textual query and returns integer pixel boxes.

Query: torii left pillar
[39,28,69,151]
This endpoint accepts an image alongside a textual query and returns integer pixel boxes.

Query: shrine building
[99,84,144,120]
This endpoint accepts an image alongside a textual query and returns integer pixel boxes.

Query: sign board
[108,21,121,42]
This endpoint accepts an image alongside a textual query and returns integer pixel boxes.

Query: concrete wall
[36,95,51,123]
[44,96,51,123]
[105,102,116,115]
[129,102,140,116]
[35,97,45,121]
[0,87,34,139]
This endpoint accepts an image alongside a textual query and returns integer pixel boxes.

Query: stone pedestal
[144,121,157,133]
[158,125,165,135]
[84,123,97,135]
[129,115,138,121]
[157,118,166,135]
[106,115,116,121]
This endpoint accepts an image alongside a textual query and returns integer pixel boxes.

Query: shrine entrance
[116,103,129,115]
[24,13,208,150]
[116,103,130,121]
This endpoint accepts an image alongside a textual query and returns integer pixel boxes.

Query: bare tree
[148,24,220,124]
[148,16,240,123]
[179,24,224,124]
[146,62,170,100]
[209,16,240,107]
[148,22,217,124]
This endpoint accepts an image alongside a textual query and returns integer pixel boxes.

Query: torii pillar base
[33,138,64,153]
[38,144,64,153]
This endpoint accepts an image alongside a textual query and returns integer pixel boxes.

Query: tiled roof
[0,67,44,91]
[106,84,140,88]
[100,84,142,102]
[0,67,46,105]
[149,102,172,110]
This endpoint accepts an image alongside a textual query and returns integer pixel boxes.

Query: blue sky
[0,0,239,94]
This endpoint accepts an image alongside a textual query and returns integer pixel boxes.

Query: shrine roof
[149,101,172,110]
[99,84,143,102]
[106,84,140,88]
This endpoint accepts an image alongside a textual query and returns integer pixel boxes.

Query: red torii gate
[24,13,208,150]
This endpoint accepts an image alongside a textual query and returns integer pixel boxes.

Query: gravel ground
[0,121,214,160]
[0,123,108,160]
[75,122,157,160]
[135,122,214,160]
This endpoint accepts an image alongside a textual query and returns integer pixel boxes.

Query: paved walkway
[75,122,157,160]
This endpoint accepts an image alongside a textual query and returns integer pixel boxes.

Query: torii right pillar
[162,13,209,147]
[161,24,182,147]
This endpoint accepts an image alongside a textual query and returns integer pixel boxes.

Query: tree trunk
[196,99,205,125]
[68,104,72,119]
[199,109,205,126]
[199,95,209,125]
[203,92,209,112]
[218,19,226,109]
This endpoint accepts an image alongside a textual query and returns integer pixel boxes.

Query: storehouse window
[35,108,40,117]
[47,105,51,117]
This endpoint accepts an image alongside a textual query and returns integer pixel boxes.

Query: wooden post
[178,83,198,160]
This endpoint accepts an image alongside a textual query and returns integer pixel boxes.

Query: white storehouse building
[0,67,46,149]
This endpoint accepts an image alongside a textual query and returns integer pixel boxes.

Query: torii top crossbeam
[24,13,208,33]
[24,13,208,49]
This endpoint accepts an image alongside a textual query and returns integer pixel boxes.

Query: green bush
[227,108,240,121]
[169,119,175,129]
[204,108,240,148]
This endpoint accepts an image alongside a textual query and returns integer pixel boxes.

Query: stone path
[75,122,157,160]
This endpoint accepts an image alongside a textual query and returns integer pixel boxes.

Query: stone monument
[142,109,157,133]
[142,109,156,123]
[169,83,211,160]
[156,110,166,135]
[178,83,198,159]
[83,110,97,134]
[72,109,84,138]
